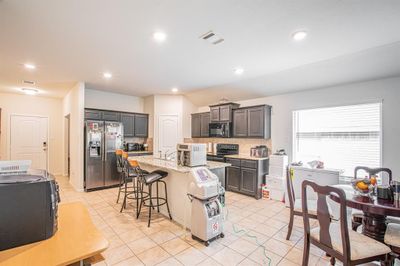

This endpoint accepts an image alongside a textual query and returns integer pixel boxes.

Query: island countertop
[128,155,231,173]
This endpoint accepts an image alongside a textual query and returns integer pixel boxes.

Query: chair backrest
[286,167,296,211]
[302,180,350,259]
[354,166,392,184]
[115,149,124,173]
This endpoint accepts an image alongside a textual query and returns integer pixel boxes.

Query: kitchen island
[127,155,230,228]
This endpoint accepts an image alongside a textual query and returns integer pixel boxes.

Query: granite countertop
[128,155,231,173]
[224,154,269,161]
[127,151,153,155]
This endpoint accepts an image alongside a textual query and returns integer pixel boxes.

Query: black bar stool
[119,152,140,212]
[116,150,130,203]
[132,162,172,227]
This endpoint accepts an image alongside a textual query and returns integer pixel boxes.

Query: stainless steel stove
[207,144,239,162]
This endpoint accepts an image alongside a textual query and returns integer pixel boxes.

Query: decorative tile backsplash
[184,138,272,156]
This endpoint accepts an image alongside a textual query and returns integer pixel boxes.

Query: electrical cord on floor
[224,207,272,266]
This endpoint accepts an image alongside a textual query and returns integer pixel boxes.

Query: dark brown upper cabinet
[209,103,240,122]
[134,114,148,137]
[232,105,271,139]
[191,112,210,138]
[85,108,149,138]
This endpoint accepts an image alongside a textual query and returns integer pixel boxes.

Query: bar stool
[119,152,140,212]
[116,149,126,203]
[132,161,172,227]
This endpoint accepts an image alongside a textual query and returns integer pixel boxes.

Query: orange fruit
[357,182,369,190]
[370,177,377,185]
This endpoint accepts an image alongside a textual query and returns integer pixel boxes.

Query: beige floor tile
[238,258,261,266]
[212,247,246,266]
[113,255,144,266]
[196,257,222,266]
[229,238,259,256]
[107,235,125,250]
[278,258,299,266]
[126,236,158,255]
[149,230,177,244]
[264,238,292,257]
[102,245,135,265]
[175,247,208,266]
[161,237,191,255]
[248,247,283,266]
[118,227,146,243]
[240,230,270,245]
[156,257,183,266]
[137,246,171,266]
[193,241,225,256]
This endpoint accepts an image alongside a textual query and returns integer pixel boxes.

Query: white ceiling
[1,0,400,102]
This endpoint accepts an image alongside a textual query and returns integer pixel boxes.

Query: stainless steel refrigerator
[84,120,123,190]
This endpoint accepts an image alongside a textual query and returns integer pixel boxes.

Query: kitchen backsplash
[184,138,272,156]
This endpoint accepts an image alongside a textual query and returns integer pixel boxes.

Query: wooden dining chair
[385,223,400,264]
[352,167,393,230]
[286,167,318,240]
[302,180,391,266]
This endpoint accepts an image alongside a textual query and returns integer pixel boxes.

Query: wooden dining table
[331,185,400,242]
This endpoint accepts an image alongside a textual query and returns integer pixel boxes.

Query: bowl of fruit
[351,177,377,196]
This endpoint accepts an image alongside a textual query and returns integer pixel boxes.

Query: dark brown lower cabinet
[226,166,241,192]
[225,158,269,199]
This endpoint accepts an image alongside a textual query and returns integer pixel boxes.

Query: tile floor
[57,176,389,266]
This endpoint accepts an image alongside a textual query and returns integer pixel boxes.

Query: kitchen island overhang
[127,155,230,228]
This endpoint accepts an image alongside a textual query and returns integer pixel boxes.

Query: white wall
[198,77,400,177]
[63,82,85,191]
[85,88,144,113]
[0,92,63,175]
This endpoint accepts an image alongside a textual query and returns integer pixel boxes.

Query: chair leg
[162,180,172,220]
[137,182,144,219]
[156,181,160,213]
[148,184,153,227]
[286,211,294,240]
[116,173,123,203]
[330,256,336,265]
[120,179,128,213]
[302,235,310,266]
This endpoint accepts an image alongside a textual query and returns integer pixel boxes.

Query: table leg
[362,212,387,242]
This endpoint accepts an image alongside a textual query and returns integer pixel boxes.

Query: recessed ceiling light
[103,72,112,79]
[20,88,39,95]
[234,68,244,75]
[171,87,178,93]
[153,31,167,42]
[24,63,36,70]
[292,31,307,41]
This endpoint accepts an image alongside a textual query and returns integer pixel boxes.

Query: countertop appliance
[209,122,231,138]
[207,143,239,162]
[85,120,123,190]
[187,167,224,246]
[177,143,207,167]
[125,142,144,152]
[0,169,60,251]
[250,145,268,158]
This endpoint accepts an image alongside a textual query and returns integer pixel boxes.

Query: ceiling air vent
[200,31,224,45]
[23,80,35,85]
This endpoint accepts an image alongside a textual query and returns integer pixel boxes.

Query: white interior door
[10,115,48,171]
[158,115,180,156]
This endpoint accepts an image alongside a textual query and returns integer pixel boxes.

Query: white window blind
[293,103,381,177]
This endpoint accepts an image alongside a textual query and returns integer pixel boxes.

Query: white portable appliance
[177,143,207,167]
[188,167,224,246]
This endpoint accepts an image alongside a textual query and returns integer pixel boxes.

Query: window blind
[293,103,381,177]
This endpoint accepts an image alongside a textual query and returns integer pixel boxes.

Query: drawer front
[241,159,257,169]
[265,176,285,189]
[226,158,240,167]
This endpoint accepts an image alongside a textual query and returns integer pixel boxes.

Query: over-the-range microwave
[209,122,232,138]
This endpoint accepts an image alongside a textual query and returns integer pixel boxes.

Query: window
[293,103,381,177]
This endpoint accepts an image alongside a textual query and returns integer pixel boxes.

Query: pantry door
[10,115,49,171]
[158,115,181,156]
